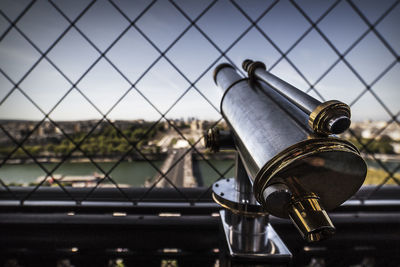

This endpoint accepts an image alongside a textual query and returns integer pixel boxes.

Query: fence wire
[0,0,399,205]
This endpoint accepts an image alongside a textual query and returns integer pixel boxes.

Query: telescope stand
[213,154,291,266]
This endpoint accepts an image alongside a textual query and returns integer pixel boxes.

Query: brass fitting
[288,193,335,242]
[308,100,351,135]
[204,128,235,152]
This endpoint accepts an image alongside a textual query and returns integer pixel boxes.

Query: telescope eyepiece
[309,100,351,135]
[328,115,351,135]
[288,193,335,242]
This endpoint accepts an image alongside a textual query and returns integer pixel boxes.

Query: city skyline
[0,0,399,122]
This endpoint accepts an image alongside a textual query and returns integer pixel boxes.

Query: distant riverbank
[2,153,168,165]
[0,158,236,187]
[2,150,236,165]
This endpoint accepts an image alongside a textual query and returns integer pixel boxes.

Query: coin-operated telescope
[205,60,367,264]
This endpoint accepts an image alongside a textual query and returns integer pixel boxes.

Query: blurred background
[0,0,399,200]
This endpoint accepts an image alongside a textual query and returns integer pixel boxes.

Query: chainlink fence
[0,0,399,205]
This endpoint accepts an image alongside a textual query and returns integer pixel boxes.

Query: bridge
[148,127,204,188]
[153,148,197,188]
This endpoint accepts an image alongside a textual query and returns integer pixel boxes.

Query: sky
[0,0,399,122]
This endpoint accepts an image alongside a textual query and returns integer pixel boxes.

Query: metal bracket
[212,154,291,265]
[220,209,291,262]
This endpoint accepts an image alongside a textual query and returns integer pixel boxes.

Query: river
[0,159,236,187]
[0,159,397,187]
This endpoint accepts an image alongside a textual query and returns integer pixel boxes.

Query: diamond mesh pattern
[0,0,399,205]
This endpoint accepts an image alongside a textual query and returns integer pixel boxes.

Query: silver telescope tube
[213,63,367,242]
[242,60,351,135]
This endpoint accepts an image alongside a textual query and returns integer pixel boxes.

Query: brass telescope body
[210,62,367,243]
